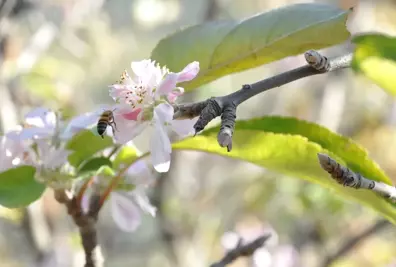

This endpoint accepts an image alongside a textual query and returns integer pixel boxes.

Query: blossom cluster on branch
[0,59,200,232]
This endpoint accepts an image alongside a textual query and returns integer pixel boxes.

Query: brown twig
[317,153,396,201]
[209,234,271,267]
[173,50,353,152]
[53,189,104,267]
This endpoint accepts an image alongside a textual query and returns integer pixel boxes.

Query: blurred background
[0,0,396,266]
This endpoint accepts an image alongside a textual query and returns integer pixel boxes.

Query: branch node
[304,50,330,72]
[173,100,209,120]
[317,153,396,201]
[194,97,222,134]
[218,102,237,152]
[242,84,251,90]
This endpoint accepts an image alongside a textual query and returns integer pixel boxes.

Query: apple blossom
[108,60,200,172]
[6,107,58,141]
[0,135,31,172]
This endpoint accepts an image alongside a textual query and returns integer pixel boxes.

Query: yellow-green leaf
[352,33,396,96]
[172,117,396,224]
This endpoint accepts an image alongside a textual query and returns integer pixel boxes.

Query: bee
[97,109,118,138]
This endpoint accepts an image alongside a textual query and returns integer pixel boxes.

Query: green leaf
[95,165,116,177]
[352,33,396,96]
[223,116,392,185]
[77,157,112,175]
[0,166,45,208]
[172,116,396,224]
[66,130,114,167]
[151,3,351,91]
[113,146,138,169]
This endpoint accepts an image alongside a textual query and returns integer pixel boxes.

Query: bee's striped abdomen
[97,120,109,138]
[97,110,115,138]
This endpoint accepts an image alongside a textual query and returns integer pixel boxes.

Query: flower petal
[154,103,174,124]
[156,73,178,96]
[252,248,272,267]
[7,127,53,140]
[60,112,99,139]
[111,192,142,232]
[25,107,56,129]
[150,118,172,173]
[175,61,200,83]
[0,136,23,172]
[171,117,198,137]
[128,187,156,217]
[108,84,134,102]
[131,59,163,90]
[221,231,240,251]
[80,188,92,214]
[167,87,184,103]
[126,160,155,185]
[112,114,148,144]
[36,140,71,170]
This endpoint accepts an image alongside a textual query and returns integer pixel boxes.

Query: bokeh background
[0,0,396,266]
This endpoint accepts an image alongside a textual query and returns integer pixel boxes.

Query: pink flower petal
[111,192,142,232]
[167,87,184,103]
[156,73,178,96]
[176,61,200,83]
[121,109,142,121]
[108,84,134,102]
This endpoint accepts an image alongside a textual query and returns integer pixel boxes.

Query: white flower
[108,60,200,172]
[0,135,31,172]
[7,107,57,141]
[34,140,71,171]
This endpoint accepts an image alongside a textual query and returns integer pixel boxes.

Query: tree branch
[53,189,104,267]
[209,234,271,267]
[321,219,390,267]
[317,153,396,201]
[174,50,353,152]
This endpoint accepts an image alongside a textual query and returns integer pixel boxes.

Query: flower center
[124,83,149,109]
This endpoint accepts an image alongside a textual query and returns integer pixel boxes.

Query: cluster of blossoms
[0,59,200,232]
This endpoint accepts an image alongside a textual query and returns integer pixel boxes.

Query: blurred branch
[209,234,271,267]
[321,219,390,267]
[317,153,396,201]
[174,50,353,152]
[54,189,104,267]
[151,155,179,267]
